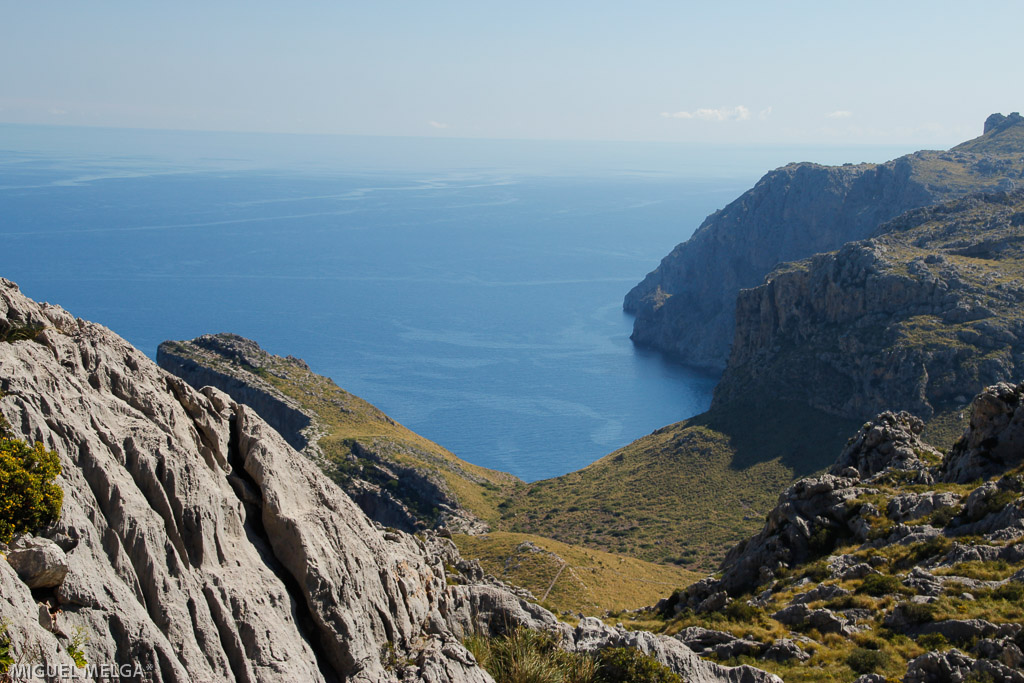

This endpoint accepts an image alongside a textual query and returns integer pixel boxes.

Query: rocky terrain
[625,112,1024,370]
[0,278,778,683]
[715,189,1024,424]
[635,381,1024,682]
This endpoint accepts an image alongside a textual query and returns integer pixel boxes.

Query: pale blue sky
[2,1,1020,145]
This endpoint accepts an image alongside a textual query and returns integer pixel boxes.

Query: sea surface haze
[0,125,913,480]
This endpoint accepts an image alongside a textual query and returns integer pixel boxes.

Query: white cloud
[661,105,751,122]
[758,106,773,120]
[826,110,853,119]
[428,120,449,129]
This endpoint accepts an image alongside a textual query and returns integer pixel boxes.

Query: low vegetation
[464,627,681,683]
[453,531,698,614]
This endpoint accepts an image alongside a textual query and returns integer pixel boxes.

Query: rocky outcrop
[830,411,941,480]
[942,382,1024,483]
[5,536,70,588]
[715,190,1024,421]
[625,114,1024,370]
[570,617,782,683]
[157,334,316,453]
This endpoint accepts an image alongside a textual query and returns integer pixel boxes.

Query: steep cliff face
[715,190,1024,422]
[625,113,1024,370]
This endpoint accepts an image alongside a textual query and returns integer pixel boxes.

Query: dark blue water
[0,125,913,480]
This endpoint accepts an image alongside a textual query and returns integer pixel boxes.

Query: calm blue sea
[0,125,913,480]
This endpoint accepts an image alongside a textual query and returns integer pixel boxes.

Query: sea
[0,125,913,481]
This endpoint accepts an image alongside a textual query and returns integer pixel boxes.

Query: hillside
[621,381,1024,683]
[717,190,1024,427]
[625,112,1024,370]
[495,400,859,568]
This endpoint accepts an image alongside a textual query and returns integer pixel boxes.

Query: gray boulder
[903,650,975,683]
[762,638,810,663]
[5,536,69,588]
[571,618,782,683]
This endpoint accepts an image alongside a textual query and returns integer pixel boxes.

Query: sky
[2,1,1021,146]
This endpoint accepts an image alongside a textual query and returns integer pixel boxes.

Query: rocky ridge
[653,381,1024,681]
[715,189,1024,423]
[0,278,778,683]
[625,112,1024,370]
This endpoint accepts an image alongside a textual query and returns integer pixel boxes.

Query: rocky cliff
[715,190,1024,422]
[625,113,1024,370]
[0,279,778,683]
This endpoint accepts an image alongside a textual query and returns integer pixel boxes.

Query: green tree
[0,421,63,544]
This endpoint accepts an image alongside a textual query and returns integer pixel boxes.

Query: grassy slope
[495,401,861,570]
[453,531,699,615]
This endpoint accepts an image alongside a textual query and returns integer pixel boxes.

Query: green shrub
[804,560,831,582]
[858,573,903,597]
[808,525,840,556]
[900,602,936,625]
[724,600,761,623]
[928,506,961,527]
[66,626,88,668]
[0,429,63,544]
[993,583,1024,602]
[846,647,889,674]
[0,323,46,344]
[0,619,12,676]
[595,648,681,683]
[917,632,950,650]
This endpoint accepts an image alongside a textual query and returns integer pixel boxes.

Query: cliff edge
[625,113,1024,370]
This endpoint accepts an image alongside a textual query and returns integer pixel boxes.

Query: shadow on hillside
[690,400,861,478]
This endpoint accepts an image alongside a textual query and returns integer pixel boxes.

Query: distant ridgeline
[625,112,1024,371]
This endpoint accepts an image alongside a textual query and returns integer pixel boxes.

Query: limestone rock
[570,617,783,683]
[903,650,975,683]
[942,382,1024,483]
[675,627,764,659]
[832,412,940,479]
[158,333,489,536]
[5,536,69,588]
[762,638,810,663]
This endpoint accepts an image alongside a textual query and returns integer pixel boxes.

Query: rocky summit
[624,113,1024,370]
[0,278,779,683]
